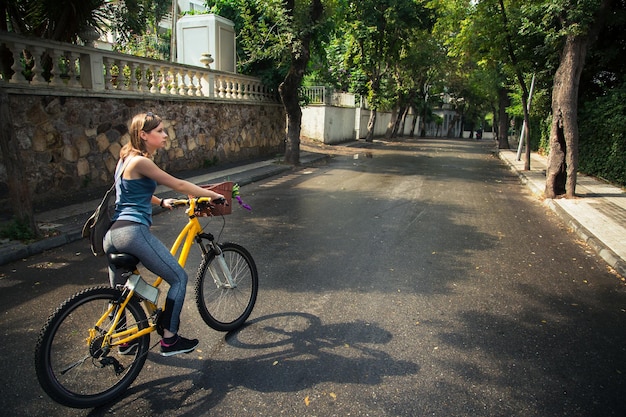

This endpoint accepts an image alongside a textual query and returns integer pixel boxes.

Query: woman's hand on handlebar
[169,195,226,207]
[161,198,174,210]
[212,197,228,205]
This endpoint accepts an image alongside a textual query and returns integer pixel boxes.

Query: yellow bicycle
[34,185,258,408]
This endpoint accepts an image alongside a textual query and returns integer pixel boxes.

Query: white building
[95,1,237,73]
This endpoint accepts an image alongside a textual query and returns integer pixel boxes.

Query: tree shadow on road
[96,312,418,416]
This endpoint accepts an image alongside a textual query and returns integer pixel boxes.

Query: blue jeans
[103,221,187,334]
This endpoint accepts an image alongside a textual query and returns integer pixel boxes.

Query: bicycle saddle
[107,253,140,270]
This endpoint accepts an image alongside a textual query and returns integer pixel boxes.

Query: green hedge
[578,83,626,187]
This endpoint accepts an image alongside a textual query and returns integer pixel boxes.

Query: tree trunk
[280,85,302,165]
[390,105,407,138]
[409,109,418,137]
[398,106,408,137]
[545,34,588,198]
[385,106,398,139]
[492,106,499,141]
[365,109,377,142]
[497,87,510,149]
[447,114,460,138]
[0,91,38,236]
[278,0,323,165]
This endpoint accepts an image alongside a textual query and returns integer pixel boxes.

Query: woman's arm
[135,157,225,200]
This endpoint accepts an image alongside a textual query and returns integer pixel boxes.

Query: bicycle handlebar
[171,196,228,217]
[171,196,226,206]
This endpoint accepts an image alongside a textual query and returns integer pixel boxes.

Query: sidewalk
[498,148,626,278]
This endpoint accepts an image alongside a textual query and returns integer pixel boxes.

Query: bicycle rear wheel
[34,286,150,409]
[195,242,258,331]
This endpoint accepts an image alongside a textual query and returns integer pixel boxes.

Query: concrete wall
[1,94,285,207]
[302,103,461,144]
[301,106,358,144]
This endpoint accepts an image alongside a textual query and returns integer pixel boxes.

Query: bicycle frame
[88,196,218,351]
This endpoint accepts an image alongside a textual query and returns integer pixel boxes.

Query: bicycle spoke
[60,355,90,375]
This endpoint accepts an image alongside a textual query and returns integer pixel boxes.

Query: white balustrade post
[102,57,111,90]
[137,63,147,92]
[199,72,214,97]
[47,49,63,87]
[79,51,104,91]
[185,70,195,96]
[66,51,80,88]
[117,60,127,91]
[129,62,139,92]
[9,42,28,84]
[160,66,168,94]
[149,65,158,93]
[169,69,178,95]
[30,46,48,86]
[178,69,186,96]
[237,81,243,99]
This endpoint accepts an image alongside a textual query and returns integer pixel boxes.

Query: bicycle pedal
[153,308,164,336]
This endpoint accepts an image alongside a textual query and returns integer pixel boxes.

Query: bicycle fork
[199,233,237,289]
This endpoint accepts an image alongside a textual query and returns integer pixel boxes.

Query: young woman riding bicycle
[103,111,225,356]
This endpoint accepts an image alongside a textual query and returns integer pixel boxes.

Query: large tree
[543,0,613,198]
[217,0,328,164]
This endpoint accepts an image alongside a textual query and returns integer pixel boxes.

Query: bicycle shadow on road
[97,312,419,416]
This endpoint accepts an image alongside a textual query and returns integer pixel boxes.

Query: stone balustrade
[0,31,277,102]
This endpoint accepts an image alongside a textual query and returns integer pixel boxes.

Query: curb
[497,149,626,278]
[547,199,626,278]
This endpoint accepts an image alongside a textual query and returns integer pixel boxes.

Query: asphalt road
[1,138,625,417]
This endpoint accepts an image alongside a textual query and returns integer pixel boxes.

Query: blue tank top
[112,158,157,227]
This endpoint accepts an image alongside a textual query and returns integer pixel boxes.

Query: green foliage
[114,29,170,60]
[538,113,552,155]
[338,0,436,112]
[0,218,36,242]
[2,0,170,44]
[205,0,334,91]
[578,83,626,186]
[203,156,220,168]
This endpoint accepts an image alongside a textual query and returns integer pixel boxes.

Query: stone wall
[1,93,285,208]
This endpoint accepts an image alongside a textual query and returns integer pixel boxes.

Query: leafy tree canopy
[1,0,170,43]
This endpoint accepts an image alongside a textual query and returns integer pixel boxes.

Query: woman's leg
[104,223,188,334]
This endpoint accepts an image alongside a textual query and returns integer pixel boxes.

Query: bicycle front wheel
[34,286,150,409]
[195,242,258,331]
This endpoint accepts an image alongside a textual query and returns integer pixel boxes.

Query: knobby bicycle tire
[194,242,258,332]
[34,286,150,409]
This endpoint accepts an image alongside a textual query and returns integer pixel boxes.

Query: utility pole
[516,74,536,163]
[170,0,178,62]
